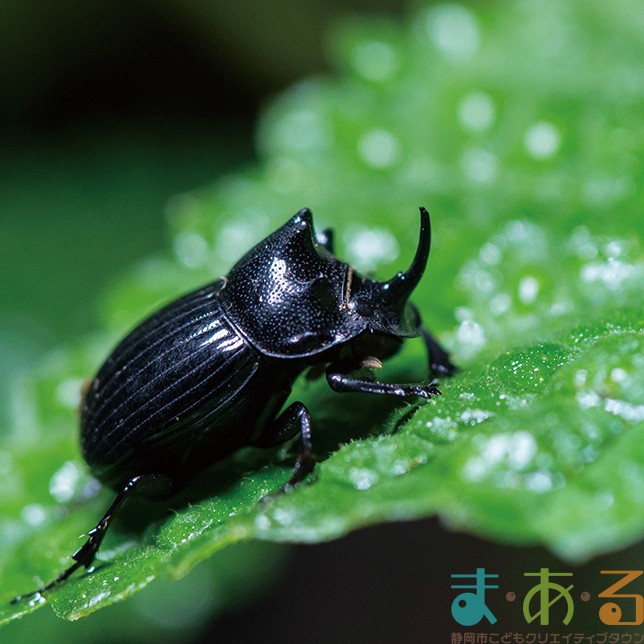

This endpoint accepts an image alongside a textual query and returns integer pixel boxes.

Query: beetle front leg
[420,324,458,378]
[256,402,315,491]
[11,474,146,604]
[326,367,441,399]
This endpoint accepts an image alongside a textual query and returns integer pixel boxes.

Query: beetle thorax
[220,208,428,359]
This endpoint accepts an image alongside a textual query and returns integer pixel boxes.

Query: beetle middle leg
[255,401,315,491]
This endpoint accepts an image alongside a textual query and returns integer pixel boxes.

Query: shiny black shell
[81,280,296,490]
[81,207,431,492]
[9,206,452,606]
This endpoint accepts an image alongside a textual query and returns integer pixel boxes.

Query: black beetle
[12,206,455,603]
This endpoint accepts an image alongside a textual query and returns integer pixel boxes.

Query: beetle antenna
[382,206,431,303]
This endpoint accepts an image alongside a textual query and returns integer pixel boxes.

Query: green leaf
[2,0,644,626]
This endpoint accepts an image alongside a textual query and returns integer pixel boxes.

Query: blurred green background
[2,0,643,641]
[0,0,359,383]
[0,0,403,428]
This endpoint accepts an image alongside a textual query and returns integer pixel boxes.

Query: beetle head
[222,207,431,358]
[346,206,430,340]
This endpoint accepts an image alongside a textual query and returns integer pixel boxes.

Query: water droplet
[358,128,400,168]
[456,319,486,349]
[391,460,411,476]
[21,503,47,527]
[463,457,486,481]
[549,301,571,317]
[490,293,511,315]
[352,40,399,81]
[254,514,271,530]
[473,268,495,292]
[425,416,459,440]
[479,242,501,265]
[49,461,83,503]
[174,231,208,269]
[460,409,492,425]
[87,590,111,608]
[461,147,498,183]
[458,91,496,131]
[580,258,635,290]
[605,240,625,259]
[576,390,601,410]
[524,471,553,493]
[518,275,540,304]
[348,467,379,490]
[505,220,539,245]
[604,398,644,422]
[426,4,480,61]
[344,226,399,270]
[610,367,628,383]
[28,593,46,607]
[574,369,587,387]
[569,226,598,260]
[273,507,295,526]
[509,432,537,469]
[455,306,474,322]
[524,121,560,159]
[471,432,538,474]
[55,378,84,409]
[581,445,598,463]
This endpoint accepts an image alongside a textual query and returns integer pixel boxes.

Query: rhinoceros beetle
[12,206,455,603]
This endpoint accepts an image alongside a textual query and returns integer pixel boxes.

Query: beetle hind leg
[10,474,147,604]
[255,401,315,493]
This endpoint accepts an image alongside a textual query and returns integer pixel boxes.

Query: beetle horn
[382,206,431,303]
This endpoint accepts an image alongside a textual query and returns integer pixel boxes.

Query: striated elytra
[12,206,456,603]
